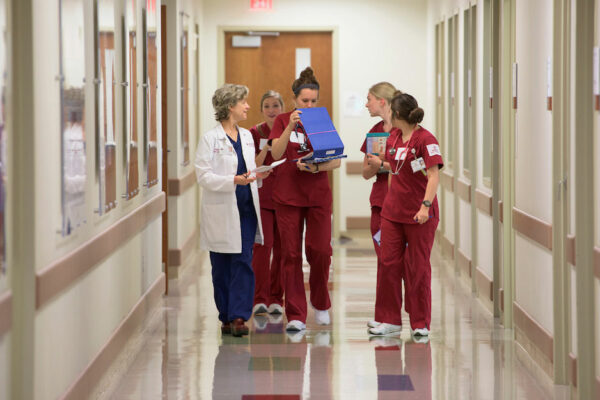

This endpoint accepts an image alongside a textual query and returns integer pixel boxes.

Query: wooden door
[225,31,333,189]
[225,31,332,129]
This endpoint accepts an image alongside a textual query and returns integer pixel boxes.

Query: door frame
[217,25,341,238]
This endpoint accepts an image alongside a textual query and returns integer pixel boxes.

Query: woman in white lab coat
[195,84,267,337]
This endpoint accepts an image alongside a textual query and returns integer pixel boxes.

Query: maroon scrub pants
[252,208,284,307]
[375,216,438,329]
[275,202,332,323]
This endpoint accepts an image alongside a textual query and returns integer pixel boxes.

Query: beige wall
[28,0,165,398]
[199,0,431,232]
[0,334,8,400]
[166,0,201,252]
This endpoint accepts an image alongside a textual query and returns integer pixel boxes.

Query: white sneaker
[253,315,268,330]
[411,327,430,337]
[286,330,306,343]
[267,313,283,325]
[313,331,331,347]
[412,335,430,344]
[368,323,402,336]
[367,320,381,328]
[253,303,268,314]
[286,320,306,332]
[267,303,283,314]
[315,309,331,325]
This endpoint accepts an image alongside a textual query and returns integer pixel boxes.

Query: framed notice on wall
[144,0,158,187]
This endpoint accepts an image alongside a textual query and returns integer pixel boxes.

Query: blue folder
[296,107,347,163]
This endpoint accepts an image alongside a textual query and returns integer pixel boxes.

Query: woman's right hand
[287,110,302,129]
[234,174,256,185]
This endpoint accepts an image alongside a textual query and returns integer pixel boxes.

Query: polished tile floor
[101,232,569,399]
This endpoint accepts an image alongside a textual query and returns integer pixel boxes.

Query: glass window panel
[145,0,158,187]
[97,0,117,214]
[60,0,87,236]
[180,13,189,165]
[482,0,493,184]
[124,0,139,199]
[0,0,7,277]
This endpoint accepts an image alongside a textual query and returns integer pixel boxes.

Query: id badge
[259,138,268,150]
[411,157,426,173]
[290,131,306,144]
[394,147,407,161]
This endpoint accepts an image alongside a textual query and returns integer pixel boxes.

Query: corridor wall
[429,0,600,396]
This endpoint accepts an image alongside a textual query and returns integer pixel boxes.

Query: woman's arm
[413,165,440,224]
[297,158,342,173]
[363,154,391,179]
[255,144,270,166]
[271,110,301,160]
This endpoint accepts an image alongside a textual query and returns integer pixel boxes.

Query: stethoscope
[294,122,310,153]
[390,133,417,176]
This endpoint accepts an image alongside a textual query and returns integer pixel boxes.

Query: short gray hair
[212,84,249,122]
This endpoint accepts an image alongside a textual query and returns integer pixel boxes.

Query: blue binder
[296,107,347,163]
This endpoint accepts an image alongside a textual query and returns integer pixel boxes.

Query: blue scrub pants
[210,211,257,323]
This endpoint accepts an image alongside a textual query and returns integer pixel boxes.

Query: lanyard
[391,132,416,176]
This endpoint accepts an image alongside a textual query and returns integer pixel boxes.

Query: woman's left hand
[255,170,272,179]
[296,161,316,173]
[413,206,430,224]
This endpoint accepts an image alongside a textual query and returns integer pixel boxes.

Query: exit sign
[250,0,272,10]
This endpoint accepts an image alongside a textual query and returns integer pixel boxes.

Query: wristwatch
[422,200,432,207]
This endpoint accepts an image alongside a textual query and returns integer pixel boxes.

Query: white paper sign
[512,63,518,98]
[467,69,472,99]
[295,48,311,78]
[594,47,599,95]
[489,67,494,99]
[547,57,553,98]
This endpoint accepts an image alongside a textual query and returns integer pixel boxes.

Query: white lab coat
[195,123,264,253]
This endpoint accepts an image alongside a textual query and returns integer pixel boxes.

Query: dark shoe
[231,318,249,337]
[221,323,231,335]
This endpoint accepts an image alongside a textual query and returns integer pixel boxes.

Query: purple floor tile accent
[377,374,414,391]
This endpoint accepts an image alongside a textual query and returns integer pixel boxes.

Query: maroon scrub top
[360,120,397,208]
[250,122,276,210]
[382,126,444,224]
[268,111,332,208]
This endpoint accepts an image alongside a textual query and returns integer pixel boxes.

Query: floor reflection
[104,234,568,400]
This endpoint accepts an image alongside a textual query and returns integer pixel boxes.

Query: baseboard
[513,301,554,379]
[346,216,370,230]
[0,291,11,337]
[456,249,471,277]
[475,267,493,301]
[440,234,454,259]
[168,228,198,268]
[59,273,165,400]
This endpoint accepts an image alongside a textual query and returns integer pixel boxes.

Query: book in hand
[366,132,390,155]
[295,107,347,163]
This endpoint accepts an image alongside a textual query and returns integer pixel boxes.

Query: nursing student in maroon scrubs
[359,82,398,330]
[269,67,341,332]
[369,92,443,337]
[249,90,285,316]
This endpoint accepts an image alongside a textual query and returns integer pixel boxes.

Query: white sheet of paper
[373,229,381,246]
[252,158,286,174]
[259,138,268,150]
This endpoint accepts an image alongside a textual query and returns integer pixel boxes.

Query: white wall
[31,0,165,398]
[200,0,431,231]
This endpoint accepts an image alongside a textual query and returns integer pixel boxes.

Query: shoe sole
[268,308,283,315]
[253,306,268,314]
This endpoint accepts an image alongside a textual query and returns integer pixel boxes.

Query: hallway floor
[100,231,569,399]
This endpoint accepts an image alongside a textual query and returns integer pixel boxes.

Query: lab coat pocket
[203,203,236,249]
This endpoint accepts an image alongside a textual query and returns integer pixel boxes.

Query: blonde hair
[212,83,249,121]
[369,82,397,104]
[260,90,284,110]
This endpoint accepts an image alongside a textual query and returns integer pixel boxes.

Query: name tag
[259,138,268,150]
[395,147,407,161]
[411,157,426,173]
[290,131,306,144]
